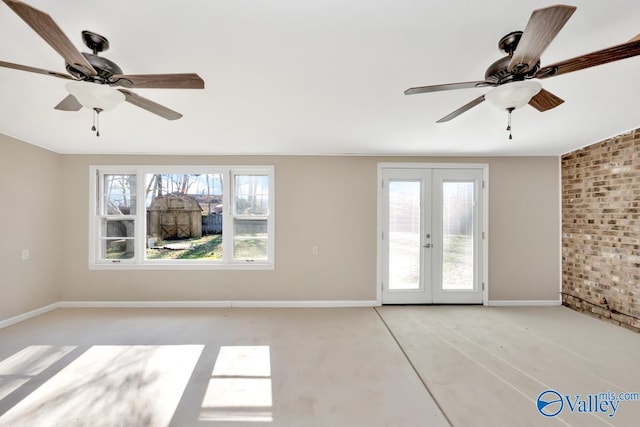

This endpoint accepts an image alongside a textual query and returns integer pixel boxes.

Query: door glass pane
[388,181,421,290]
[442,182,474,290]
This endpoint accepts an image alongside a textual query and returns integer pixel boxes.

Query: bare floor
[0,306,638,427]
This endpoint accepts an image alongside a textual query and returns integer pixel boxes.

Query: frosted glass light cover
[65,81,125,111]
[485,80,542,110]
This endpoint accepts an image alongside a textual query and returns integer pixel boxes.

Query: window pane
[144,173,223,261]
[101,219,135,259]
[102,219,135,238]
[234,175,269,216]
[92,166,274,267]
[442,182,474,290]
[388,181,421,290]
[103,174,136,215]
[234,219,268,260]
[102,240,135,259]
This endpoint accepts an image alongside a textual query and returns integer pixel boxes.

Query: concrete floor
[0,306,638,426]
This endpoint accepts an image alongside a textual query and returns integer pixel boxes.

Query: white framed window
[89,165,275,269]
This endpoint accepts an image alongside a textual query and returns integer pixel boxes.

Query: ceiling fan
[0,0,204,136]
[405,4,640,138]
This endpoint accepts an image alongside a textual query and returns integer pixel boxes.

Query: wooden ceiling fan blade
[2,0,96,76]
[536,37,640,79]
[528,88,564,112]
[118,89,183,120]
[508,5,576,74]
[405,81,493,95]
[111,73,205,89]
[54,94,82,111]
[436,95,485,123]
[0,60,73,79]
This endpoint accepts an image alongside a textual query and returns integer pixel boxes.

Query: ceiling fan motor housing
[65,31,124,84]
[66,52,123,84]
[485,31,540,85]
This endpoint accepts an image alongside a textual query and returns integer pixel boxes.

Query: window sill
[89,262,274,271]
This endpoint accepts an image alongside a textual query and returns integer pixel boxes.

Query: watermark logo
[536,389,640,418]
[537,390,564,417]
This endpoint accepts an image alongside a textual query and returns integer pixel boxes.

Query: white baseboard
[0,302,60,330]
[58,300,379,309]
[58,301,233,308]
[231,300,378,308]
[487,300,562,307]
[6,299,564,329]
[1,300,379,329]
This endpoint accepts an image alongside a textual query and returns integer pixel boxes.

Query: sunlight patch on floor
[0,345,76,400]
[0,345,203,427]
[0,345,76,376]
[200,345,273,422]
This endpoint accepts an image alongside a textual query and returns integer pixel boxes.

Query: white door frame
[376,162,489,306]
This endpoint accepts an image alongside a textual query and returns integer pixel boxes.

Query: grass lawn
[146,234,222,260]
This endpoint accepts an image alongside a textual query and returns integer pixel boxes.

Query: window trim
[89,165,275,270]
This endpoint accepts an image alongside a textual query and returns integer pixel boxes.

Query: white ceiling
[0,0,639,156]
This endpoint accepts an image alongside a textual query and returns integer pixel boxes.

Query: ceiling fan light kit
[484,80,542,111]
[404,4,640,139]
[64,80,126,137]
[485,79,542,140]
[0,0,205,136]
[65,81,125,112]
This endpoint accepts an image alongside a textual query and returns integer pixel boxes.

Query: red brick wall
[562,129,640,332]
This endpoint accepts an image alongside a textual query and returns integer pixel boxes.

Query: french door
[380,166,485,304]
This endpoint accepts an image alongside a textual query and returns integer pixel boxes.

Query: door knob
[423,243,432,248]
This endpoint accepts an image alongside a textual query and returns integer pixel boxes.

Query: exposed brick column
[562,129,640,332]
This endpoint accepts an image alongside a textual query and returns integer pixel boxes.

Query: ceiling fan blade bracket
[109,77,134,88]
[535,66,558,79]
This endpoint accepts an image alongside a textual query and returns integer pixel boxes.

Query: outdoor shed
[147,194,203,239]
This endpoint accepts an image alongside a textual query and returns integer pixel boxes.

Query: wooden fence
[202,213,223,234]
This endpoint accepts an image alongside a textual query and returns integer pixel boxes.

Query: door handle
[423,243,432,248]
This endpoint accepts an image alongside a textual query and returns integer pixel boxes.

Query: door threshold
[381,303,484,306]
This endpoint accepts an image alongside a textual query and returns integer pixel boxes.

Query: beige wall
[0,136,561,321]
[59,154,561,303]
[487,156,561,301]
[0,135,62,320]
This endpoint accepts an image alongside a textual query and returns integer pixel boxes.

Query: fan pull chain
[92,108,103,137]
[506,107,514,140]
